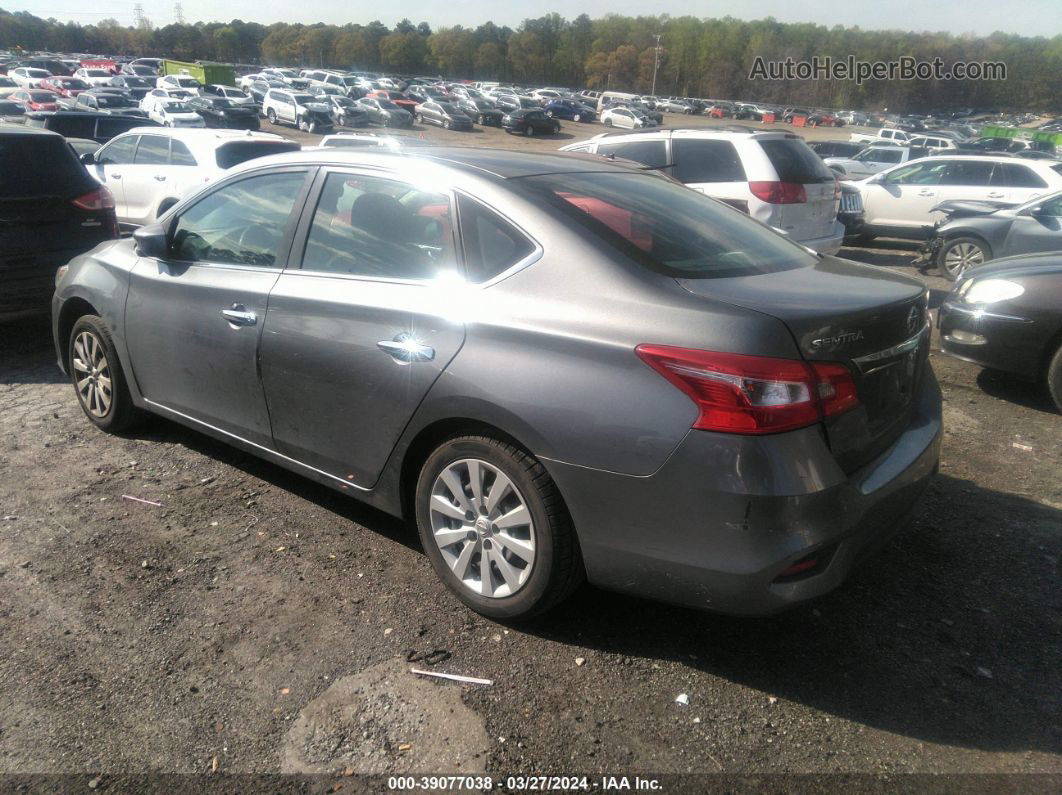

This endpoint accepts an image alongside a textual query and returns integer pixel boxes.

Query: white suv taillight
[748,181,807,204]
[635,345,859,434]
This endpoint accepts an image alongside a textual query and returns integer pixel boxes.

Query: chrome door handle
[917,190,935,196]
[377,333,435,363]
[111,173,122,179]
[154,175,167,181]
[986,192,1004,198]
[220,304,257,326]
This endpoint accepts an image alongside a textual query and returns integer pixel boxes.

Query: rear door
[260,167,466,487]
[124,168,311,447]
[935,159,1001,206]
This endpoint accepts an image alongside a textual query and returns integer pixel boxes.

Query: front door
[863,159,950,232]
[260,168,465,487]
[91,134,138,222]
[124,168,311,447]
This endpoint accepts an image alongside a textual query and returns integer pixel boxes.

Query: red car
[366,90,418,114]
[39,76,91,98]
[80,59,119,74]
[11,89,60,111]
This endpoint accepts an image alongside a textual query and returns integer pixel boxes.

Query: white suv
[84,128,300,228]
[850,155,1062,240]
[262,89,334,132]
[561,129,845,254]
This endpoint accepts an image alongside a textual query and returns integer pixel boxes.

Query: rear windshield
[215,141,300,169]
[0,134,88,198]
[760,139,836,183]
[521,172,814,279]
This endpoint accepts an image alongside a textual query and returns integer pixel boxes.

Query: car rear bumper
[937,299,1039,379]
[799,222,846,255]
[543,370,941,614]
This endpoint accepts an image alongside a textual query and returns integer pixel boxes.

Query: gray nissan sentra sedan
[52,148,942,619]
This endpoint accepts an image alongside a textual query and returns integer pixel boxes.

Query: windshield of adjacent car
[84,70,109,77]
[0,134,87,198]
[521,172,814,279]
[163,102,192,112]
[292,94,315,104]
[378,99,401,110]
[27,91,57,101]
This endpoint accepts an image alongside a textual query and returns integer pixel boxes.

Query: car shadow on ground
[523,474,1062,755]
[0,314,67,385]
[975,368,1059,415]
[6,323,1059,754]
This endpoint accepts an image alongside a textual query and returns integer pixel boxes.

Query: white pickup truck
[849,127,911,145]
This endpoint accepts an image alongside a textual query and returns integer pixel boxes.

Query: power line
[173,2,185,24]
[132,2,146,27]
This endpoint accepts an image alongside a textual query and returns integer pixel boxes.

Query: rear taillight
[749,181,807,204]
[635,345,859,434]
[71,186,115,212]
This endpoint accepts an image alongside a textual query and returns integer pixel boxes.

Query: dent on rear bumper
[543,372,942,614]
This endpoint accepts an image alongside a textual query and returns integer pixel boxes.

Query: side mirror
[133,223,168,259]
[79,151,95,165]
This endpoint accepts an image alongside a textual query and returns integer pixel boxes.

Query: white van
[561,129,846,255]
[596,91,638,113]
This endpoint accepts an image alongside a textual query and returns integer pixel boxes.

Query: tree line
[2,9,1059,111]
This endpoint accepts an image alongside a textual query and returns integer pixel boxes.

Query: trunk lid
[758,136,839,243]
[678,256,930,472]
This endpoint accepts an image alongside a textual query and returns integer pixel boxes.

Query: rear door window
[759,138,835,183]
[597,140,668,169]
[672,139,746,183]
[134,135,170,165]
[457,194,536,282]
[940,160,996,185]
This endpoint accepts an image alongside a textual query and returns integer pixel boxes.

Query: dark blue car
[544,99,596,123]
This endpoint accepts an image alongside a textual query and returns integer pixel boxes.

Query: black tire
[551,124,560,135]
[415,435,584,620]
[603,118,613,127]
[68,315,143,433]
[938,236,992,281]
[266,108,277,124]
[1047,343,1062,414]
[525,126,534,136]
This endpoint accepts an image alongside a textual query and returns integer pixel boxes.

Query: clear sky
[7,0,1059,38]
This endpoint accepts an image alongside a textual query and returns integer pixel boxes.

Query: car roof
[0,124,61,138]
[233,146,658,180]
[111,127,290,152]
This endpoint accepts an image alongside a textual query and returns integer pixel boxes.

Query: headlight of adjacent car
[961,278,1025,305]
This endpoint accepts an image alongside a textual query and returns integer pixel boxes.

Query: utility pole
[173,2,185,24]
[650,34,662,97]
[133,3,147,28]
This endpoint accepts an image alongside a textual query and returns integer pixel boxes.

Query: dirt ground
[0,112,1060,786]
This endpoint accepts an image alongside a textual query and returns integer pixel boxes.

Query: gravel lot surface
[0,113,1059,786]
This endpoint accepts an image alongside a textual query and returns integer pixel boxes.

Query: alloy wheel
[943,242,985,277]
[71,330,112,418]
[428,458,536,598]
